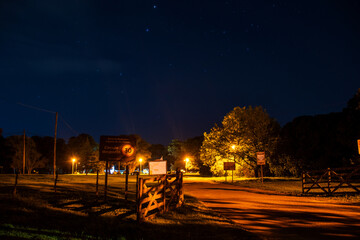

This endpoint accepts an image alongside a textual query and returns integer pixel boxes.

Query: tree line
[200,89,360,177]
[0,131,185,174]
[1,89,359,176]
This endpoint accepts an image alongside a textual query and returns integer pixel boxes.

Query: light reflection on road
[184,178,360,240]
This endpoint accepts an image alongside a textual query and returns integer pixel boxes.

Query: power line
[16,102,56,114]
[59,114,79,136]
[1,97,56,114]
[2,97,79,137]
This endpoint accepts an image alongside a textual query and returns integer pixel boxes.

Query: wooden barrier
[136,172,183,222]
[302,166,360,195]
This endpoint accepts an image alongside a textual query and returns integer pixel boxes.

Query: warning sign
[224,162,235,170]
[99,135,136,162]
[256,152,266,165]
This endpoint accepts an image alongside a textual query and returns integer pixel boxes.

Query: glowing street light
[72,158,76,174]
[184,157,189,173]
[231,145,236,183]
[139,158,143,174]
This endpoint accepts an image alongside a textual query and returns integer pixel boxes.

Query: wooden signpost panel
[99,135,136,200]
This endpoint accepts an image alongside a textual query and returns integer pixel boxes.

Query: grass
[0,174,259,240]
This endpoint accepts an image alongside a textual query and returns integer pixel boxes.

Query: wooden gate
[136,172,183,222]
[302,166,360,195]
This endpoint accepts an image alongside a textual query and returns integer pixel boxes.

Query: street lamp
[231,145,236,183]
[184,158,189,173]
[139,158,143,174]
[72,158,76,174]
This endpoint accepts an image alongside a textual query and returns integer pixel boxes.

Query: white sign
[256,152,266,165]
[149,161,167,175]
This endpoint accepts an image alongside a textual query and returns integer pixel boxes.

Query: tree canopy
[67,134,98,173]
[200,106,280,176]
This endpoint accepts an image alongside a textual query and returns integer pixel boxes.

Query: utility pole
[53,112,58,179]
[23,130,25,174]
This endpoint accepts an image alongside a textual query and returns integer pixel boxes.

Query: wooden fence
[302,166,360,195]
[136,172,184,222]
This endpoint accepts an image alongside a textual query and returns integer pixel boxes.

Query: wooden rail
[136,172,183,222]
[302,166,360,195]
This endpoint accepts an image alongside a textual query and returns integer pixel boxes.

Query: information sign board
[224,162,235,170]
[256,152,266,165]
[99,135,136,162]
[149,160,167,175]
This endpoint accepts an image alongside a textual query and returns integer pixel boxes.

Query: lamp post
[139,158,143,174]
[231,145,236,183]
[184,158,189,173]
[72,158,76,174]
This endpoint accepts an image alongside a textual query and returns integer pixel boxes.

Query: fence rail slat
[302,166,360,195]
[136,171,183,222]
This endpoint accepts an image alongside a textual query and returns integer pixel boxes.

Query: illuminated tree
[200,106,280,176]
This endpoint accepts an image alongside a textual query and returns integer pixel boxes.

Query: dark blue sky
[1,0,359,145]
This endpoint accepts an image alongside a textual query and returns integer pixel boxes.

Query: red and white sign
[256,152,266,165]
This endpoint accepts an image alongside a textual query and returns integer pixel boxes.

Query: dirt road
[184,178,360,240]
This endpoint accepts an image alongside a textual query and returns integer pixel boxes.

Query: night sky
[1,0,359,145]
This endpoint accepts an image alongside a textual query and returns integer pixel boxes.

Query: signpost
[256,152,265,184]
[224,162,235,183]
[149,160,167,175]
[99,135,136,200]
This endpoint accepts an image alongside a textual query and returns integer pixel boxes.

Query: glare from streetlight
[185,158,189,162]
[71,158,76,174]
[231,145,236,150]
[139,158,143,174]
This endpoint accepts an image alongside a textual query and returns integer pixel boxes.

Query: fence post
[163,175,167,212]
[96,170,99,197]
[54,170,58,193]
[136,172,139,199]
[177,172,184,207]
[327,168,331,195]
[301,172,305,194]
[137,177,143,222]
[13,170,19,197]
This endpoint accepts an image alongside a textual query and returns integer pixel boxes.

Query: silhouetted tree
[126,134,152,172]
[6,135,46,173]
[67,134,98,173]
[149,144,168,160]
[0,129,7,172]
[278,89,360,174]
